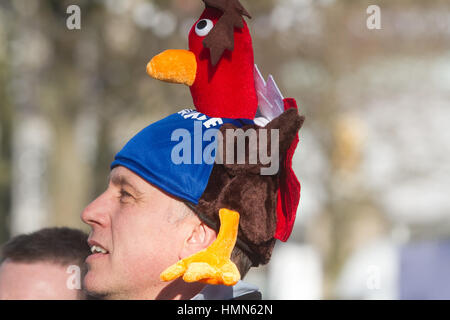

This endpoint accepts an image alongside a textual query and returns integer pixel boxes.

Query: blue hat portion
[111,109,253,205]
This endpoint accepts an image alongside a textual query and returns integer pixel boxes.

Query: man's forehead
[109,167,142,185]
[109,166,172,199]
[0,260,80,299]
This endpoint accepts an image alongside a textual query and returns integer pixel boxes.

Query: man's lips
[86,252,108,263]
[87,239,110,260]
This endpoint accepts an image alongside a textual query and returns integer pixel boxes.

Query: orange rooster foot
[160,208,241,286]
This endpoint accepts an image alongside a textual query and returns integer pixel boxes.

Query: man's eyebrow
[110,174,143,195]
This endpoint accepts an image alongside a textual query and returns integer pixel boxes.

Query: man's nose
[81,192,110,228]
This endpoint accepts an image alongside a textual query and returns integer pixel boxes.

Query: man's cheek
[119,249,163,282]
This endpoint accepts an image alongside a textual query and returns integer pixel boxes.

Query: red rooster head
[147,0,258,119]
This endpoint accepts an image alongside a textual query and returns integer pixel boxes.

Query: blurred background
[1,0,450,299]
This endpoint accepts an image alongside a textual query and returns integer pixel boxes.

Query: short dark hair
[231,246,253,279]
[1,227,90,268]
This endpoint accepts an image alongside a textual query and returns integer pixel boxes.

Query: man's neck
[155,279,206,300]
[104,279,206,300]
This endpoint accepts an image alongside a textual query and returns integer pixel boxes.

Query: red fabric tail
[274,98,301,242]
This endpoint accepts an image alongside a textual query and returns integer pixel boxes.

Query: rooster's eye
[195,19,214,37]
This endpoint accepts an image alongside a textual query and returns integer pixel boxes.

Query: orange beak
[146,49,197,87]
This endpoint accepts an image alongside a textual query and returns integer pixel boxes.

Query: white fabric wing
[254,64,285,127]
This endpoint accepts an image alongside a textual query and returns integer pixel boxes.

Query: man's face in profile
[0,260,82,300]
[81,166,191,299]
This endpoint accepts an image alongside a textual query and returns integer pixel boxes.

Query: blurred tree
[0,56,13,244]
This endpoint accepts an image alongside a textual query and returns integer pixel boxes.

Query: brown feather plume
[202,0,252,66]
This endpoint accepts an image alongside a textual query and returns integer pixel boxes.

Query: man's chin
[83,270,110,298]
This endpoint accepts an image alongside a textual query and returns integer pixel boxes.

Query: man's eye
[119,190,133,202]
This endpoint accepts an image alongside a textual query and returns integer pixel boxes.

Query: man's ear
[179,221,217,260]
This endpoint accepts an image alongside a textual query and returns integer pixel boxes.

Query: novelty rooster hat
[113,0,305,286]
